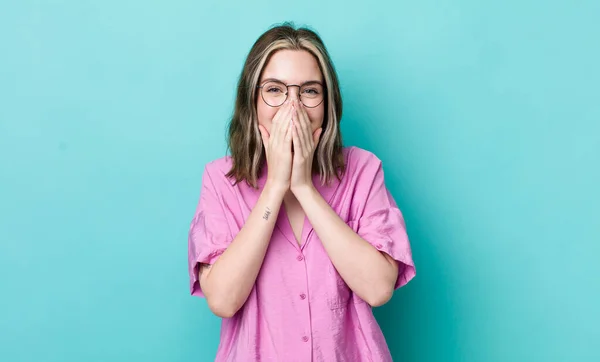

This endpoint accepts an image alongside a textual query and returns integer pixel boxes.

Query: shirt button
[300,293,306,300]
[296,255,304,261]
[375,243,383,249]
[302,336,309,342]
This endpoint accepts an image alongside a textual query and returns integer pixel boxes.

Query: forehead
[260,49,323,84]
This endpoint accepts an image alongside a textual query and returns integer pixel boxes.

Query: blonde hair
[226,22,345,188]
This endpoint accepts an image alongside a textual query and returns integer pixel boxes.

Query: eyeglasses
[257,80,325,108]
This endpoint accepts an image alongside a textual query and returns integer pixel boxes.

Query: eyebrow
[260,78,323,86]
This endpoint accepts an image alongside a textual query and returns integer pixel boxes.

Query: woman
[188,23,416,362]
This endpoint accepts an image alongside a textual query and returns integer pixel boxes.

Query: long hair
[226,22,345,188]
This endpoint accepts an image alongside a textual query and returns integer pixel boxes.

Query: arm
[199,183,285,318]
[289,101,403,307]
[199,100,295,318]
[294,186,398,307]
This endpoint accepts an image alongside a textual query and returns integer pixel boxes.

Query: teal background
[1,0,598,361]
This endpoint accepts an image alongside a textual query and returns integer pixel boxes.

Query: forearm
[294,186,398,306]
[201,183,285,317]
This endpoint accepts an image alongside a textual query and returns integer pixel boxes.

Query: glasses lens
[261,81,287,107]
[300,83,324,108]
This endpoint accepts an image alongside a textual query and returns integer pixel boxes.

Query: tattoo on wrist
[263,207,272,220]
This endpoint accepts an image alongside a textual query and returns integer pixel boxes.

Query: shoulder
[342,146,384,177]
[204,155,233,174]
[343,146,381,163]
[202,155,235,188]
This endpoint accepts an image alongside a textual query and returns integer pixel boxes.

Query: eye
[266,87,283,93]
[302,88,320,95]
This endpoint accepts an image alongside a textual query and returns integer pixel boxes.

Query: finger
[274,103,294,147]
[292,117,300,155]
[285,117,293,145]
[298,103,313,149]
[273,100,291,124]
[292,110,304,153]
[267,121,280,149]
[269,101,289,144]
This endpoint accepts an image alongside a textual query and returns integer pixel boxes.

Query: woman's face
[256,50,325,135]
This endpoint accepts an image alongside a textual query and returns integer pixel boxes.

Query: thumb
[258,125,270,147]
[313,127,323,144]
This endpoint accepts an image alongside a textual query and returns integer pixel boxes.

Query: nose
[287,85,301,102]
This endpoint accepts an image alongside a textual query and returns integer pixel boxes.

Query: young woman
[188,23,416,362]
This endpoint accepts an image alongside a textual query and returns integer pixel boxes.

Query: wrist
[291,183,317,200]
[264,180,288,200]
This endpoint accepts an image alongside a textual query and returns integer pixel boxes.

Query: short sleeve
[187,165,233,298]
[349,158,416,289]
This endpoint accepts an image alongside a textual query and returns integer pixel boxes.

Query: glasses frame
[256,80,326,108]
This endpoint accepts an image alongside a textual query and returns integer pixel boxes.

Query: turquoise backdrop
[1,1,598,361]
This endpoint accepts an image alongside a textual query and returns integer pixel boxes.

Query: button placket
[294,250,311,354]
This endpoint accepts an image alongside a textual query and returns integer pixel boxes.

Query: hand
[258,100,295,193]
[290,99,323,194]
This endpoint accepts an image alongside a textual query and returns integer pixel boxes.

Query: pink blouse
[188,146,416,362]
